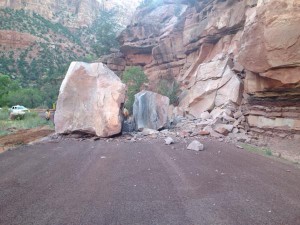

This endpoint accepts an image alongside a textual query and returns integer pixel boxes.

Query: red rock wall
[0,30,41,48]
[115,0,300,133]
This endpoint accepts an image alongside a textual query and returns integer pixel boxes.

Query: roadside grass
[0,109,54,136]
[239,143,273,157]
[240,142,300,169]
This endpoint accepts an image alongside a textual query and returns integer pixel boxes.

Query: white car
[9,105,30,115]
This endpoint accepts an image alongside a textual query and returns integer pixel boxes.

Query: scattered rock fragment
[178,131,189,138]
[142,128,159,136]
[214,124,234,136]
[199,130,210,136]
[222,114,235,122]
[165,137,174,145]
[232,128,239,134]
[187,140,204,151]
[200,111,211,120]
[233,110,243,119]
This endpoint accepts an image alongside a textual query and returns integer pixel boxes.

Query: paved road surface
[0,138,300,225]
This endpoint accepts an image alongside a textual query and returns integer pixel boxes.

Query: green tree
[2,88,43,108]
[40,83,60,108]
[157,79,180,105]
[122,67,148,114]
[0,75,11,97]
[0,75,20,106]
[92,8,121,56]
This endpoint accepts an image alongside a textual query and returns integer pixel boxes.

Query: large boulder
[54,62,126,137]
[133,91,170,131]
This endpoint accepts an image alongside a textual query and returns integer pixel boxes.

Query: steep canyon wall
[106,0,300,136]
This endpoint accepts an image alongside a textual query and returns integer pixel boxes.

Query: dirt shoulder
[0,126,54,153]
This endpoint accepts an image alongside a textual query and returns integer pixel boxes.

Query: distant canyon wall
[0,0,100,28]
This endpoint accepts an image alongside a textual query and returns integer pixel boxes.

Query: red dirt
[0,126,54,153]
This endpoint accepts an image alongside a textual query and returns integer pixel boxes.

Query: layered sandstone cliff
[108,0,300,135]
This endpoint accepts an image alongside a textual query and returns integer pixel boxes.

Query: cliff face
[114,0,300,135]
[0,0,100,28]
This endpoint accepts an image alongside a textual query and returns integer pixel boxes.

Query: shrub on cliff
[122,67,148,114]
[157,79,180,105]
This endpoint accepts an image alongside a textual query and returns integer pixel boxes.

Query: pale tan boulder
[54,62,126,137]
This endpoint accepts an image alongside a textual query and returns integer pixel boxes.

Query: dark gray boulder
[133,91,170,131]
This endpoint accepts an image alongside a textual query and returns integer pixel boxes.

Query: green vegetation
[0,75,19,96]
[0,8,80,43]
[240,143,273,157]
[265,149,273,156]
[0,75,47,108]
[0,109,53,136]
[122,67,148,114]
[2,88,44,108]
[0,107,9,121]
[157,79,180,105]
[93,8,121,55]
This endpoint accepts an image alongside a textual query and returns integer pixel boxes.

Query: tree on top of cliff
[92,8,122,56]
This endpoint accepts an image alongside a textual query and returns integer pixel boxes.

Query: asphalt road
[0,138,300,225]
